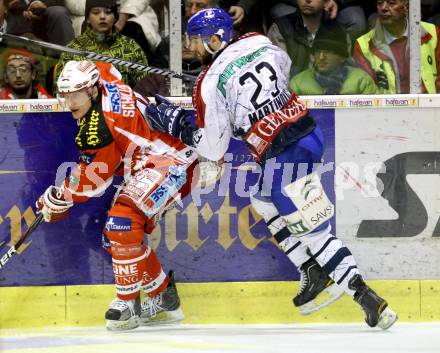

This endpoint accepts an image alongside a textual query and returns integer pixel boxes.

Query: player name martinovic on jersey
[248,90,291,124]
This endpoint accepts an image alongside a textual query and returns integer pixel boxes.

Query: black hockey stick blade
[0,32,196,82]
[0,213,44,270]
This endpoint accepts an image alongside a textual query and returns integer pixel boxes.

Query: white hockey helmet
[57,60,100,94]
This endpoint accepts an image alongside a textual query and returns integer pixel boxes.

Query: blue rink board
[0,109,335,286]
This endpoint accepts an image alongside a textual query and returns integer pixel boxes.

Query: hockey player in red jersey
[36,60,198,331]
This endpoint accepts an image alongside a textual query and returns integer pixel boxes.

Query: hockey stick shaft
[0,213,44,270]
[0,32,196,82]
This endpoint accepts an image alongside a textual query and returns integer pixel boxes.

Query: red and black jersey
[62,62,191,203]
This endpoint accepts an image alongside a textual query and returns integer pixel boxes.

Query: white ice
[0,323,439,353]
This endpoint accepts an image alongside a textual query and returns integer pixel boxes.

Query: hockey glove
[36,186,74,223]
[145,94,191,139]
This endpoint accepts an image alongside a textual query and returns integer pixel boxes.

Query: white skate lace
[141,294,164,318]
[298,269,309,295]
[110,298,136,316]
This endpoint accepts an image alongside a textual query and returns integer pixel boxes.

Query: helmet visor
[57,89,91,110]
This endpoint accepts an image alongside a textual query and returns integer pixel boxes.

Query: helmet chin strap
[202,40,227,55]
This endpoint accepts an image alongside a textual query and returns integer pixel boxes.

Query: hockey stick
[0,213,44,270]
[0,32,196,82]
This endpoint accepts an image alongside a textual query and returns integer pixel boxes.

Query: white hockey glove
[36,186,74,223]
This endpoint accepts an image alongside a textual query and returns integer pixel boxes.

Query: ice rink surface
[0,323,439,353]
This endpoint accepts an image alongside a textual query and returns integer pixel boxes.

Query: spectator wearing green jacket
[290,22,378,95]
[56,0,148,88]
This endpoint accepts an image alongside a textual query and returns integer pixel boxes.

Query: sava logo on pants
[146,168,187,213]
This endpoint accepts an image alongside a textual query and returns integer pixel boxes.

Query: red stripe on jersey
[192,63,211,128]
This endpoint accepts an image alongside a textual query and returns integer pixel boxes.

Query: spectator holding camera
[0,48,51,99]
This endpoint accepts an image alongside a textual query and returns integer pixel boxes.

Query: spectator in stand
[134,34,201,97]
[5,0,36,37]
[115,1,162,64]
[56,0,148,88]
[186,0,219,18]
[331,1,367,41]
[134,0,223,96]
[268,1,366,41]
[218,0,261,32]
[21,0,75,45]
[289,22,378,95]
[0,48,51,99]
[0,0,7,32]
[64,0,164,67]
[134,0,218,96]
[353,0,440,94]
[64,0,88,36]
[422,0,440,27]
[267,0,336,78]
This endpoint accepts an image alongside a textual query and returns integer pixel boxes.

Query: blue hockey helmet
[187,8,233,52]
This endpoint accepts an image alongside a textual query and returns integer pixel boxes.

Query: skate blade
[298,283,345,316]
[106,315,140,331]
[140,307,184,326]
[377,307,398,330]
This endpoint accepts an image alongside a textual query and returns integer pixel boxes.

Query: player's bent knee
[250,193,289,239]
[250,193,279,221]
[283,172,334,237]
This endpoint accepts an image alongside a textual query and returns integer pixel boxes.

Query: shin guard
[141,248,169,298]
[105,203,168,300]
[111,243,148,301]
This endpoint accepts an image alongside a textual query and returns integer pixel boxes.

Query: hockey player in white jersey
[144,8,398,329]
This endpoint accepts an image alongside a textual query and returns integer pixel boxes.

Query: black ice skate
[105,296,141,331]
[349,274,398,329]
[293,258,344,315]
[140,270,184,325]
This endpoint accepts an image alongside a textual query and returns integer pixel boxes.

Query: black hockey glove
[145,94,192,139]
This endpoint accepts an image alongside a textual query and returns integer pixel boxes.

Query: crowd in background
[0,0,440,99]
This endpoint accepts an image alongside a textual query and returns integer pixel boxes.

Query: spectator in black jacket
[267,0,335,78]
[269,0,366,42]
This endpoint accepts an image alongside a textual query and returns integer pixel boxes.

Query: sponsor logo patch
[104,83,121,113]
[105,216,132,232]
[287,219,310,236]
[145,166,186,214]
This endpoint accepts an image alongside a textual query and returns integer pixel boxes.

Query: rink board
[0,95,439,328]
[0,104,334,286]
[1,280,439,328]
